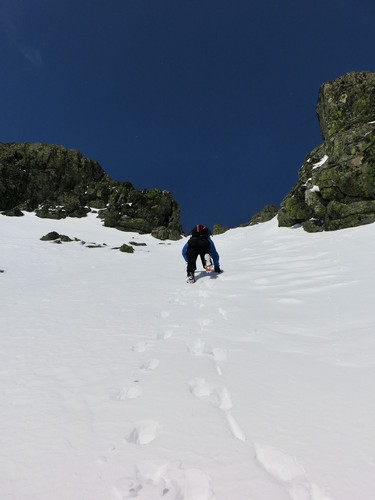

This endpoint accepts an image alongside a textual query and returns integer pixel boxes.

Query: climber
[182,224,222,283]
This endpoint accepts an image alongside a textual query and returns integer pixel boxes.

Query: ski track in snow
[2,212,375,499]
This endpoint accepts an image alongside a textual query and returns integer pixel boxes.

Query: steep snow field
[1,212,375,500]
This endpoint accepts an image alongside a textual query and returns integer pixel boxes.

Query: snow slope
[1,212,375,500]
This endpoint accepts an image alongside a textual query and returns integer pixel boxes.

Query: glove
[214,266,223,273]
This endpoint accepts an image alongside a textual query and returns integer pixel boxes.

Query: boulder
[119,243,135,253]
[129,241,147,247]
[40,231,74,242]
[40,231,61,241]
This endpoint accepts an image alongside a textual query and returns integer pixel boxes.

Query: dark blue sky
[1,0,375,232]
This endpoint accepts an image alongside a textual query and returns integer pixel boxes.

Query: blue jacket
[182,237,220,268]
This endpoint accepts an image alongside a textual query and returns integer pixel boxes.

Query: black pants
[186,237,210,275]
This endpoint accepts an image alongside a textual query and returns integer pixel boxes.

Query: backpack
[190,224,210,239]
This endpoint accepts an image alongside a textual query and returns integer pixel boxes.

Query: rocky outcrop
[0,142,182,239]
[213,224,229,235]
[243,204,278,227]
[278,71,375,232]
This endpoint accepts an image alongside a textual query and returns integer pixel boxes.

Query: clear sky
[1,0,375,232]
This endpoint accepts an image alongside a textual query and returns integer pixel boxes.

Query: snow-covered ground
[1,211,375,500]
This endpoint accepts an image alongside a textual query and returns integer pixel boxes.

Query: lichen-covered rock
[40,231,61,241]
[60,235,73,242]
[119,243,135,253]
[40,231,74,242]
[151,226,169,240]
[129,241,147,246]
[0,142,182,239]
[245,204,279,226]
[0,142,103,212]
[316,71,375,141]
[278,71,375,232]
[1,207,24,217]
[213,224,229,235]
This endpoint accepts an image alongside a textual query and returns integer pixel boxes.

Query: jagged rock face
[278,71,375,232]
[317,71,375,141]
[0,142,182,240]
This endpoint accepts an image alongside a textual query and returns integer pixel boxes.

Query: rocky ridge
[0,142,182,240]
[278,71,375,232]
[2,71,375,237]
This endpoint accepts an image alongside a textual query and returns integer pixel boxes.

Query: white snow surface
[312,155,328,169]
[1,212,375,500]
